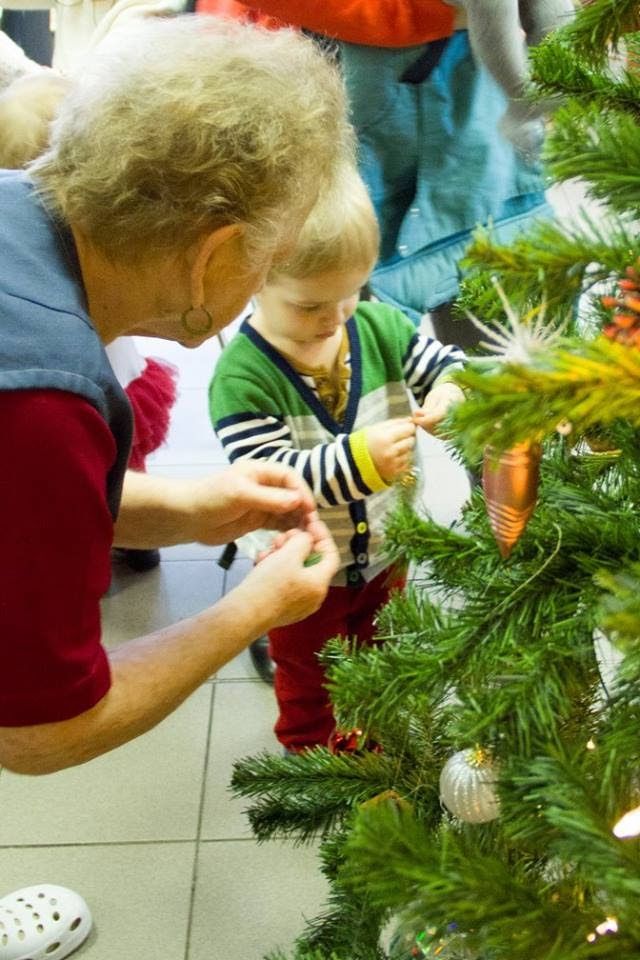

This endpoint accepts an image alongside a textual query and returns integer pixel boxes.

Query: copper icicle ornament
[482,441,542,558]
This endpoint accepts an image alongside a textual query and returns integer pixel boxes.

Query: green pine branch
[543,101,640,216]
[342,803,612,960]
[268,829,388,960]
[531,30,640,111]
[596,563,640,649]
[451,337,640,460]
[232,749,401,841]
[550,0,640,64]
[461,213,637,324]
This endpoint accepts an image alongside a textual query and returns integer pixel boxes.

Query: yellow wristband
[349,430,390,493]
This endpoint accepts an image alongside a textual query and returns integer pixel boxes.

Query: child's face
[257,264,373,345]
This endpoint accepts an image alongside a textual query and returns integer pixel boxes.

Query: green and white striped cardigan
[209,302,464,586]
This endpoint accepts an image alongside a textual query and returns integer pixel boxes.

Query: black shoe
[112,547,161,572]
[249,636,275,684]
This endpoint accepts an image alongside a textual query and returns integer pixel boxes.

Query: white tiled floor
[0,326,470,960]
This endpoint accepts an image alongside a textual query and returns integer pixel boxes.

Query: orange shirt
[195,0,456,47]
[194,0,283,30]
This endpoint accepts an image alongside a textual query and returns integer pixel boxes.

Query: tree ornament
[398,467,420,490]
[387,916,476,959]
[466,280,566,365]
[601,260,640,348]
[613,803,640,838]
[555,419,573,437]
[583,423,620,454]
[327,727,382,755]
[439,747,500,823]
[482,441,542,558]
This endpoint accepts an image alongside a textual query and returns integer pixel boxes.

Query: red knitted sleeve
[0,390,115,725]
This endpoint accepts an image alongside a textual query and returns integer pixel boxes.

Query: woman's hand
[412,382,465,435]
[115,461,319,549]
[187,461,319,545]
[235,519,340,630]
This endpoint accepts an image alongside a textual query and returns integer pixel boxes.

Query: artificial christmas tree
[233,2,640,957]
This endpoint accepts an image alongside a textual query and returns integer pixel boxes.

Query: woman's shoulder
[0,389,115,463]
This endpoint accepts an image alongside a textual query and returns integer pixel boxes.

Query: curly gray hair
[31,16,354,260]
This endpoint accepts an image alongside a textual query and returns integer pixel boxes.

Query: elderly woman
[0,14,350,778]
[0,18,349,947]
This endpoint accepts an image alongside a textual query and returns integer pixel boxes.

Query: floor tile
[188,839,328,960]
[215,646,261,682]
[217,558,262,681]
[0,841,195,960]
[158,541,224,562]
[0,687,212,845]
[102,560,226,648]
[200,682,279,841]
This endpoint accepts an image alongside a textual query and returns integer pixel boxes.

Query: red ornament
[328,728,382,755]
[601,262,640,347]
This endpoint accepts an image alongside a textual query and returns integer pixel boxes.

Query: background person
[197,0,552,349]
[0,18,349,952]
[0,14,350,775]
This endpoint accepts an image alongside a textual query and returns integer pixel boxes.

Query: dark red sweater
[0,390,114,726]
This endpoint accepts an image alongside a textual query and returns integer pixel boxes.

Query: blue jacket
[342,31,552,321]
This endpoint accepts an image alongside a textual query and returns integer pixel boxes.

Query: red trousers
[268,566,406,751]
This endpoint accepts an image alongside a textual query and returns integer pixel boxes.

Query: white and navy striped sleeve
[403,332,465,405]
[214,412,376,509]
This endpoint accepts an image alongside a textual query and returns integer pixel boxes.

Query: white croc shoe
[0,885,92,960]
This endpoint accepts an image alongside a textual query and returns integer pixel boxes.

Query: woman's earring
[181,305,213,335]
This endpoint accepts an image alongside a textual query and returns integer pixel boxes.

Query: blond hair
[30,16,353,261]
[269,163,380,281]
[0,72,71,169]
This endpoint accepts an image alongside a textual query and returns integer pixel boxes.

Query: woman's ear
[189,224,243,309]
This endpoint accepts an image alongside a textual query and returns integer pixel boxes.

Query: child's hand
[365,417,416,483]
[413,382,465,435]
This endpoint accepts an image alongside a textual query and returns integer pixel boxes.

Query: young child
[0,69,71,168]
[209,165,465,753]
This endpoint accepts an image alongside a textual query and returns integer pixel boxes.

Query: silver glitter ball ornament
[439,748,500,823]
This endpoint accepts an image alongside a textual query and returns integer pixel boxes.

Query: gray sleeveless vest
[0,172,132,519]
